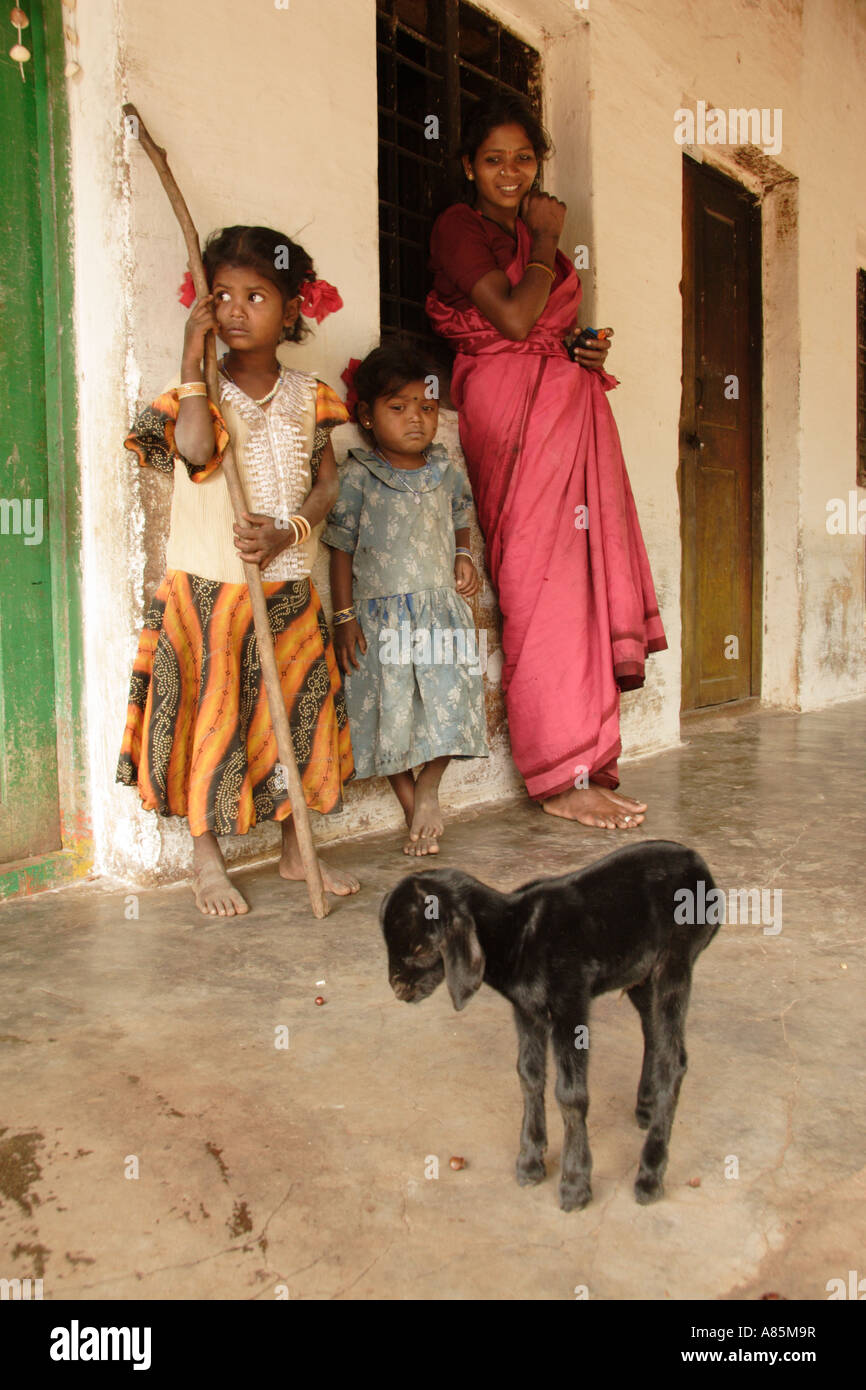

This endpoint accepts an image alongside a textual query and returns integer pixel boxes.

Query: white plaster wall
[65,0,150,880]
[586,0,866,713]
[478,0,680,764]
[67,0,866,883]
[68,0,524,883]
[565,4,687,753]
[795,0,866,706]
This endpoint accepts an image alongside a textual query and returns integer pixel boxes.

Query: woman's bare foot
[405,757,449,856]
[192,831,249,916]
[598,788,647,815]
[542,785,645,830]
[278,817,360,896]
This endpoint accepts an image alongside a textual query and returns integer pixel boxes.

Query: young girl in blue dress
[324,344,488,856]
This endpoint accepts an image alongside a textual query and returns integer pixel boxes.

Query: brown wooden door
[680,158,761,711]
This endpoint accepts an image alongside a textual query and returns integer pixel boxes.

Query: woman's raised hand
[520,189,566,244]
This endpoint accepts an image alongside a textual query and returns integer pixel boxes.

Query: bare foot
[278,818,360,896]
[599,787,647,814]
[404,761,447,856]
[388,770,416,833]
[192,832,249,916]
[542,786,645,830]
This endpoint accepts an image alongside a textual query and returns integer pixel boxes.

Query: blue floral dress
[322,444,489,778]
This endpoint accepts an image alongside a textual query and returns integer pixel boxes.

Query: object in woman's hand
[566,327,610,364]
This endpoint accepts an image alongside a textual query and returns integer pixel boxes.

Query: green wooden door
[0,23,62,862]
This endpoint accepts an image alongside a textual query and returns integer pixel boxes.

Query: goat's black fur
[380,840,720,1209]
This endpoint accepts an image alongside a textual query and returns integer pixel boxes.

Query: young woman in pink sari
[427,96,667,830]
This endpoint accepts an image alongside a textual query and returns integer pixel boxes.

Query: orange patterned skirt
[117,570,354,836]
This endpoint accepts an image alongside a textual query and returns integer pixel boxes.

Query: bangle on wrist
[332,606,355,626]
[278,514,311,546]
[177,381,207,399]
[455,547,475,564]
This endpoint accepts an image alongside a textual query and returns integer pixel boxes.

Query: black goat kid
[380,841,720,1210]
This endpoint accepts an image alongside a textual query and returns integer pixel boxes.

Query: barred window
[376,0,541,353]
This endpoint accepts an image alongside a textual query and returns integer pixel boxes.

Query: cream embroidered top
[125,367,349,585]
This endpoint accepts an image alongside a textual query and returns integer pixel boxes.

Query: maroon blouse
[429,202,565,309]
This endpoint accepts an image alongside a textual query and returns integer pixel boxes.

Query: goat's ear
[440,909,485,1012]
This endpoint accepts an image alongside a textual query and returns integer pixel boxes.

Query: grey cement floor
[1,702,864,1301]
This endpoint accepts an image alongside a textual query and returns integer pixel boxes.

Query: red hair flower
[178,270,196,308]
[340,357,362,420]
[300,277,343,323]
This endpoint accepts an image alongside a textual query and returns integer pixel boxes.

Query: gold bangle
[177,381,207,399]
[290,513,311,543]
[526,261,556,282]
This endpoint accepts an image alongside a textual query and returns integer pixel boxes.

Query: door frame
[0,0,89,898]
[679,152,764,713]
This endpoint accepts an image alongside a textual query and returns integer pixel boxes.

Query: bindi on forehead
[478,124,535,155]
[384,383,429,401]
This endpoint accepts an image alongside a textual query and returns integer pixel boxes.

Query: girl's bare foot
[388,770,416,833]
[405,757,449,856]
[278,817,360,896]
[192,831,249,916]
[542,786,645,830]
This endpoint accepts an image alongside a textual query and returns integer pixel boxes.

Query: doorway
[679,156,762,712]
[0,1,87,896]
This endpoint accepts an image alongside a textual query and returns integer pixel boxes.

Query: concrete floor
[1,701,864,1302]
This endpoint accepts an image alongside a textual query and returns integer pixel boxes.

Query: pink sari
[426,219,667,798]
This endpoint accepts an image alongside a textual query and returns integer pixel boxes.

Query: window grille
[376,0,541,353]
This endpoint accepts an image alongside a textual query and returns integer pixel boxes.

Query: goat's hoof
[634,1172,664,1204]
[635,1106,651,1130]
[559,1181,592,1212]
[516,1156,546,1186]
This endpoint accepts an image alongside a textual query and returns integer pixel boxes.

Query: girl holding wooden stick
[117,225,359,915]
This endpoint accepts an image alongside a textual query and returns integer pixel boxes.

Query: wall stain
[12,1241,50,1277]
[205,1141,230,1184]
[820,578,854,677]
[0,1128,43,1214]
[227,1200,253,1237]
[155,1093,185,1118]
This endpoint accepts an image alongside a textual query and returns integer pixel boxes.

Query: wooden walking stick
[123,104,329,918]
